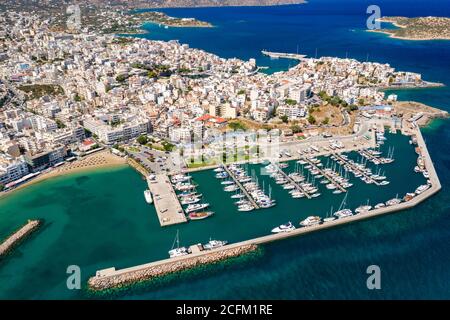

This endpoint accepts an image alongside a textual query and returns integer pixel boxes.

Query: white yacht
[144,190,153,204]
[168,230,190,258]
[185,203,210,213]
[203,239,228,250]
[238,204,255,212]
[271,222,296,233]
[300,216,322,227]
[374,203,386,209]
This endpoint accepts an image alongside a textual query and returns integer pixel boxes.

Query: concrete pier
[304,158,347,193]
[333,153,381,186]
[261,50,307,60]
[222,165,260,209]
[147,175,187,227]
[0,220,41,257]
[272,163,312,199]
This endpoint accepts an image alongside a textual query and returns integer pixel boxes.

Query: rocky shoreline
[371,16,450,41]
[88,244,258,291]
[0,220,42,258]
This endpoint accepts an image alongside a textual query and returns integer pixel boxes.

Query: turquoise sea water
[1,0,450,299]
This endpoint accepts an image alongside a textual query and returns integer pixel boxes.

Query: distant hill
[1,0,306,11]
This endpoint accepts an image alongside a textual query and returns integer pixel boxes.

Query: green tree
[280,115,289,124]
[285,99,297,106]
[307,114,317,125]
[55,119,66,129]
[358,98,366,106]
[0,184,4,192]
[137,135,148,145]
[291,124,302,134]
[322,117,330,125]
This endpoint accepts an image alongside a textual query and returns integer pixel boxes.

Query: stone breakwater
[88,244,258,291]
[0,220,41,258]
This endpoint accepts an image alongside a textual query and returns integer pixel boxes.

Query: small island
[371,16,450,41]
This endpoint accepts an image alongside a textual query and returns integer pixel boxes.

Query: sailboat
[355,199,372,214]
[168,230,190,258]
[333,192,353,219]
[323,206,336,222]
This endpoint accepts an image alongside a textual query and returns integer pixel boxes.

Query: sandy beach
[0,151,128,199]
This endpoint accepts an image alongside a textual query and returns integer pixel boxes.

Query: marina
[89,126,441,290]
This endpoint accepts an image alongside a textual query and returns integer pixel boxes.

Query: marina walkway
[273,163,312,199]
[222,165,260,209]
[333,154,381,186]
[147,175,187,227]
[303,158,347,193]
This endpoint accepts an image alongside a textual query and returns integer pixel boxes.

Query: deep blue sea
[132,0,450,299]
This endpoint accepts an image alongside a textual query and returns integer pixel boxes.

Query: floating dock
[333,154,381,186]
[303,158,347,193]
[222,165,260,209]
[147,175,187,227]
[272,163,312,199]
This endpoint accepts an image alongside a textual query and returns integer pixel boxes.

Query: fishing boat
[300,216,322,227]
[271,222,296,233]
[203,239,228,250]
[168,230,190,258]
[144,190,153,204]
[188,211,214,221]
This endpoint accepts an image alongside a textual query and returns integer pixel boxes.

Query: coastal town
[0,4,448,297]
[0,10,445,193]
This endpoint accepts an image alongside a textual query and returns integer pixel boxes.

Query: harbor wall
[88,244,258,291]
[0,220,41,258]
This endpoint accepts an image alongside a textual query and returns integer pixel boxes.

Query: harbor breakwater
[0,220,42,258]
[88,244,258,291]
